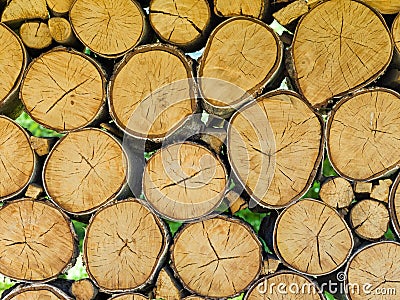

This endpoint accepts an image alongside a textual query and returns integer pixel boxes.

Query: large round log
[345,241,400,300]
[198,17,283,118]
[171,216,262,298]
[0,116,36,200]
[143,142,227,221]
[213,0,269,19]
[70,0,148,58]
[292,0,393,107]
[84,199,170,292]
[20,48,106,132]
[43,128,128,215]
[0,23,27,118]
[228,91,323,208]
[109,44,197,142]
[244,271,324,299]
[3,284,72,300]
[327,88,400,181]
[0,199,77,282]
[274,199,354,276]
[363,0,400,14]
[149,0,212,51]
[110,294,147,300]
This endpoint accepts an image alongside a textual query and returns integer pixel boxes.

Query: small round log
[319,177,354,209]
[153,267,183,299]
[171,216,262,298]
[228,91,323,208]
[345,241,400,300]
[20,47,107,132]
[274,199,354,276]
[84,198,170,292]
[349,199,389,241]
[46,0,74,16]
[109,44,197,143]
[3,284,72,300]
[0,199,77,282]
[0,23,27,118]
[70,0,149,58]
[244,271,324,300]
[143,142,227,221]
[213,0,269,20]
[19,21,53,50]
[149,0,212,51]
[48,17,78,46]
[198,17,283,118]
[0,116,37,200]
[292,0,393,107]
[43,128,128,215]
[327,88,400,181]
[71,279,98,300]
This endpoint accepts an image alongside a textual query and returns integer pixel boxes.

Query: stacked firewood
[0,0,400,299]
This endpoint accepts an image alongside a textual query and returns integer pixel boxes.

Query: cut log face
[3,284,72,300]
[362,0,400,14]
[327,89,400,181]
[350,199,389,241]
[389,174,400,237]
[319,177,354,209]
[346,242,400,300]
[0,116,36,200]
[171,216,262,298]
[274,199,354,276]
[48,17,77,46]
[228,91,322,208]
[71,279,98,300]
[46,0,74,16]
[213,0,268,19]
[153,267,182,299]
[149,0,211,50]
[198,17,282,111]
[70,0,147,58]
[182,297,205,300]
[20,21,53,49]
[21,48,106,132]
[0,199,76,281]
[245,271,323,300]
[109,44,196,141]
[1,0,49,24]
[143,142,227,221]
[84,199,169,292]
[0,23,27,116]
[43,128,128,215]
[110,294,147,300]
[292,0,393,107]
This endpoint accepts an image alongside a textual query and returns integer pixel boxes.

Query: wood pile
[0,0,400,299]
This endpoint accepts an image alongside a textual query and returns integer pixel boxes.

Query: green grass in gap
[15,112,62,137]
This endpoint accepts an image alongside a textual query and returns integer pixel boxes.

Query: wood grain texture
[293,0,393,107]
[3,284,72,300]
[228,91,322,208]
[20,21,52,49]
[70,0,148,57]
[43,128,128,215]
[274,199,353,276]
[213,0,269,19]
[327,89,400,181]
[84,199,169,292]
[171,216,262,298]
[0,199,77,282]
[143,142,227,221]
[21,48,106,132]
